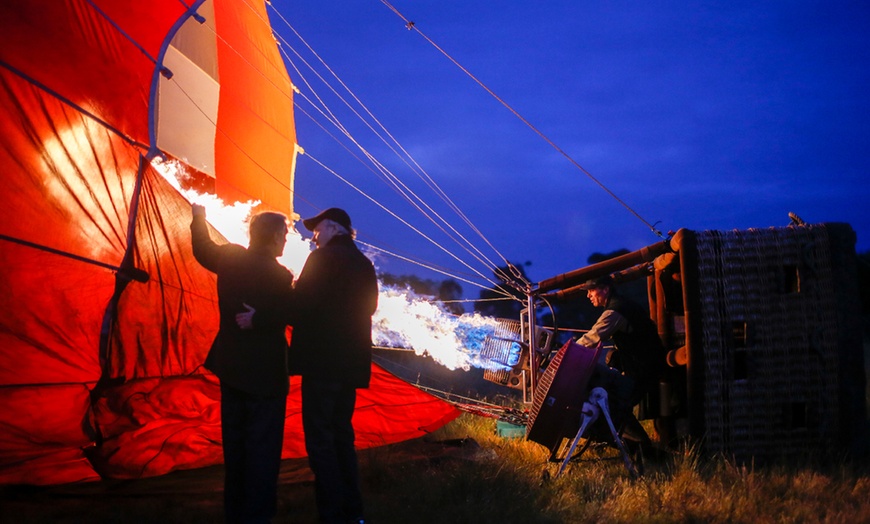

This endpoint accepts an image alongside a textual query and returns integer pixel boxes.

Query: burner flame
[154,159,521,372]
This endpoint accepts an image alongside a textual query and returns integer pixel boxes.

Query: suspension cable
[289,84,517,290]
[201,1,529,293]
[289,102,515,296]
[305,153,519,296]
[379,0,664,240]
[359,241,520,300]
[268,7,526,284]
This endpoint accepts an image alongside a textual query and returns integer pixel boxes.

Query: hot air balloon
[0,0,458,486]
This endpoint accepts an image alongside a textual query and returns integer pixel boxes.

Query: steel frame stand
[555,387,640,479]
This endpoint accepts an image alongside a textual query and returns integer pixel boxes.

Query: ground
[0,436,485,524]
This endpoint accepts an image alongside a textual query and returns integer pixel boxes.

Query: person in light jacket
[578,275,666,459]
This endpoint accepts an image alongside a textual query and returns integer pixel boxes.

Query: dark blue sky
[272,1,869,296]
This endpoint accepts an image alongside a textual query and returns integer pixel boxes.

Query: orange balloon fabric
[0,0,458,485]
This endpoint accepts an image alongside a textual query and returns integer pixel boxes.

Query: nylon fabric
[212,0,297,212]
[0,0,459,486]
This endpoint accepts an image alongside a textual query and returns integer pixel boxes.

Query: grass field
[3,411,868,524]
[407,414,870,524]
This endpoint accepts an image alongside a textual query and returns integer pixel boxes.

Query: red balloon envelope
[0,0,458,485]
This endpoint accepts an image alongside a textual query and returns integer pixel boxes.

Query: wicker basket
[682,223,865,462]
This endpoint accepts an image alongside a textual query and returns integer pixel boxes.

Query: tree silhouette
[858,251,870,343]
[437,279,465,315]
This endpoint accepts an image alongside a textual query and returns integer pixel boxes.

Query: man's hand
[236,303,256,330]
[192,203,206,219]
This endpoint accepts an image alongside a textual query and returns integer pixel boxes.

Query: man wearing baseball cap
[577,275,667,467]
[294,207,377,524]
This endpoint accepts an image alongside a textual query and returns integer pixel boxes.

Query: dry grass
[3,412,868,523]
[358,413,870,524]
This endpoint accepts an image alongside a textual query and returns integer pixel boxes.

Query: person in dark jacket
[237,207,378,524]
[295,207,378,524]
[190,204,294,524]
[578,276,666,456]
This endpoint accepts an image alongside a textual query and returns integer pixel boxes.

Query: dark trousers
[220,383,287,524]
[301,378,363,524]
[588,365,653,447]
